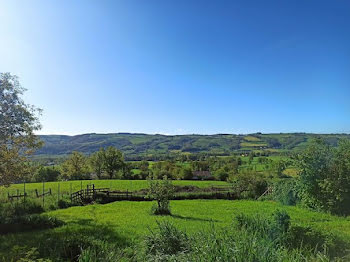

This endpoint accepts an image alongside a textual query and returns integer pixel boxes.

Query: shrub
[0,214,64,234]
[296,138,350,215]
[57,199,76,209]
[272,179,299,205]
[236,209,290,244]
[147,176,174,215]
[288,225,348,258]
[0,200,44,223]
[229,171,268,199]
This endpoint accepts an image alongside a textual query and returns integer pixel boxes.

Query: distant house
[192,171,213,180]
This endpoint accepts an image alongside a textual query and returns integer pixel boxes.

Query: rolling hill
[35,133,350,160]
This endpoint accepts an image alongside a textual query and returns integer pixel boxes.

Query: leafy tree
[297,138,350,215]
[0,73,42,186]
[103,146,124,179]
[121,162,133,179]
[139,160,150,179]
[60,151,89,180]
[248,152,254,164]
[229,171,268,199]
[272,159,291,178]
[89,148,105,179]
[214,168,229,181]
[148,176,174,215]
[191,161,209,171]
[181,167,193,180]
[33,166,60,182]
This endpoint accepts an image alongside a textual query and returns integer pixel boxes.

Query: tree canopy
[0,73,42,185]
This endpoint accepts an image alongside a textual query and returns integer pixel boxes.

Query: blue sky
[0,0,349,135]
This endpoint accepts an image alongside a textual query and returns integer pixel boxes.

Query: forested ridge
[36,132,350,158]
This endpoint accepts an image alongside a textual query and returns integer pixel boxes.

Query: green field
[1,200,349,260]
[1,180,229,207]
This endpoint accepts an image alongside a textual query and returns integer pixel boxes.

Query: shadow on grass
[171,214,220,222]
[0,218,130,261]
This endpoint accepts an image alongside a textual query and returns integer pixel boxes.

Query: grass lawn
[1,199,349,260]
[47,200,350,242]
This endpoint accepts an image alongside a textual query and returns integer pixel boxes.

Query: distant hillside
[35,133,350,159]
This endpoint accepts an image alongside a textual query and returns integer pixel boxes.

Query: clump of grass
[143,221,190,259]
[0,200,63,234]
[141,210,342,262]
[0,200,44,222]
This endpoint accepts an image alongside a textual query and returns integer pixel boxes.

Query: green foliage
[0,200,44,222]
[180,167,193,180]
[8,247,51,262]
[142,211,337,262]
[213,168,229,181]
[0,73,42,186]
[78,241,126,262]
[144,221,190,257]
[103,146,125,179]
[297,138,350,215]
[272,159,292,178]
[236,209,290,244]
[33,166,60,182]
[272,179,299,205]
[60,151,89,180]
[88,148,105,179]
[35,133,350,162]
[57,199,76,209]
[148,176,174,215]
[0,200,63,234]
[229,171,268,199]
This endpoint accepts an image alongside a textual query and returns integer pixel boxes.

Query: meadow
[1,200,349,261]
[0,180,229,208]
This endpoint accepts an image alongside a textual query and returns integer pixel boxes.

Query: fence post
[58,183,60,203]
[23,182,26,204]
[42,181,45,208]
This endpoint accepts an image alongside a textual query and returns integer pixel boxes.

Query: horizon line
[35,131,350,137]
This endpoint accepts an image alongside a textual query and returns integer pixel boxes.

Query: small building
[192,171,213,180]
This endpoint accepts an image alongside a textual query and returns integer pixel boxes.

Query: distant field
[240,142,268,148]
[243,136,261,142]
[35,133,350,160]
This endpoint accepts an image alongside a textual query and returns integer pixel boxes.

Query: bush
[229,171,269,199]
[236,209,290,244]
[296,138,350,215]
[57,199,76,209]
[0,200,44,223]
[0,214,64,234]
[272,179,299,205]
[148,176,174,215]
[288,225,348,258]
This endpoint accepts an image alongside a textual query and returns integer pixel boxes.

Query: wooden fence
[70,184,109,203]
[70,184,237,204]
